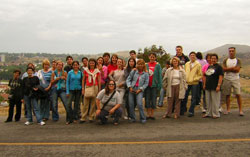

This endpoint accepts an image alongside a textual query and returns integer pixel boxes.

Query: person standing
[158,60,171,107]
[109,58,126,118]
[145,52,162,120]
[64,56,73,73]
[126,59,149,123]
[203,54,223,118]
[23,67,45,125]
[107,54,118,75]
[129,50,138,62]
[5,70,23,123]
[66,61,83,122]
[37,59,53,121]
[222,47,244,116]
[175,45,189,66]
[162,57,187,119]
[97,57,108,89]
[181,52,202,117]
[103,52,111,66]
[80,59,101,123]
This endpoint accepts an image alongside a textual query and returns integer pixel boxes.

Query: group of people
[5,46,244,126]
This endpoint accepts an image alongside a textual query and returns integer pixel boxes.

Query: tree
[137,45,170,67]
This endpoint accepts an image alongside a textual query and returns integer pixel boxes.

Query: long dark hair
[105,80,116,95]
[88,58,97,69]
[126,58,136,73]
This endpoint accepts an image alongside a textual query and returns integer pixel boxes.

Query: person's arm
[66,72,70,96]
[82,73,86,96]
[158,64,162,90]
[109,103,121,115]
[96,98,102,116]
[108,70,115,81]
[141,72,149,92]
[98,73,101,92]
[216,75,223,92]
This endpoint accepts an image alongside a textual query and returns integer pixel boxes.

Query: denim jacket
[126,70,149,92]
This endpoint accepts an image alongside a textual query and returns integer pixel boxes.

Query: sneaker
[124,116,128,120]
[40,121,46,126]
[24,121,33,125]
[141,120,146,124]
[5,120,12,123]
[188,113,194,117]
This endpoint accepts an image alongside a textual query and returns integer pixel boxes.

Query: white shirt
[172,69,180,85]
[224,58,239,80]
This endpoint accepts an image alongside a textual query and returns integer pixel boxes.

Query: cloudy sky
[0,0,249,55]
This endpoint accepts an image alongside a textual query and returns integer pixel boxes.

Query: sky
[0,0,250,55]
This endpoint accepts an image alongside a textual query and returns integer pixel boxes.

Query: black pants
[7,98,22,121]
[97,108,122,124]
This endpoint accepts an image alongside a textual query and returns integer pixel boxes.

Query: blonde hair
[170,57,180,66]
[56,60,64,66]
[42,59,50,68]
[136,59,147,72]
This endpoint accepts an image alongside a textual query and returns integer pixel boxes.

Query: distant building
[0,54,5,62]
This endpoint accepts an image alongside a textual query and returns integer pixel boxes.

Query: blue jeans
[52,89,72,122]
[129,87,146,122]
[24,95,42,123]
[68,90,81,120]
[145,87,157,109]
[158,88,166,107]
[181,84,200,115]
[40,88,53,120]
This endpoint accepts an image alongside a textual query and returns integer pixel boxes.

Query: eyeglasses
[108,84,115,86]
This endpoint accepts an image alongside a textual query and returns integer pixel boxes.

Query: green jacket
[146,62,162,90]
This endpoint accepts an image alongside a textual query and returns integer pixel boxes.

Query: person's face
[137,62,144,71]
[97,58,103,65]
[206,56,212,64]
[112,56,118,64]
[166,64,170,69]
[130,53,136,59]
[13,72,20,79]
[211,56,217,64]
[149,54,156,62]
[43,64,50,70]
[89,61,96,69]
[27,69,33,77]
[67,58,73,65]
[56,62,63,70]
[176,48,182,56]
[82,59,88,67]
[52,62,57,69]
[229,48,236,58]
[172,59,179,68]
[108,81,115,90]
[189,54,196,62]
[72,62,79,70]
[129,59,135,68]
[117,59,123,67]
[103,55,110,63]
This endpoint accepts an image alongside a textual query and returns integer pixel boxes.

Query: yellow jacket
[184,60,202,85]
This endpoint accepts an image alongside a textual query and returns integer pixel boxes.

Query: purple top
[100,65,108,84]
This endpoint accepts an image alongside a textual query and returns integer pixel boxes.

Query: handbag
[84,86,96,98]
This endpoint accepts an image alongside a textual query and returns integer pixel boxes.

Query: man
[81,57,88,72]
[175,45,189,66]
[64,56,73,73]
[181,52,202,117]
[103,52,110,66]
[222,47,244,116]
[5,69,23,122]
[129,50,138,62]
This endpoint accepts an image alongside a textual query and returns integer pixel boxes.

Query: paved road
[0,109,250,157]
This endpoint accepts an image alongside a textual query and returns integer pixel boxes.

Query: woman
[145,52,162,120]
[124,58,136,119]
[37,59,52,121]
[97,57,108,89]
[96,80,122,125]
[108,58,126,118]
[162,57,187,119]
[107,54,118,74]
[203,53,223,119]
[23,67,45,125]
[51,60,72,124]
[66,61,83,122]
[80,58,101,123]
[126,59,149,123]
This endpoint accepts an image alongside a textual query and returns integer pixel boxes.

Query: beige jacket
[184,61,202,85]
[163,67,187,99]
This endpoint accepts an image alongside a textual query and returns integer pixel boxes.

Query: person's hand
[203,85,206,90]
[216,86,220,92]
[45,87,50,91]
[109,108,115,115]
[96,109,101,116]
[129,87,133,93]
[56,77,60,81]
[33,88,38,91]
[61,76,66,80]
[21,99,24,103]
[136,89,142,94]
